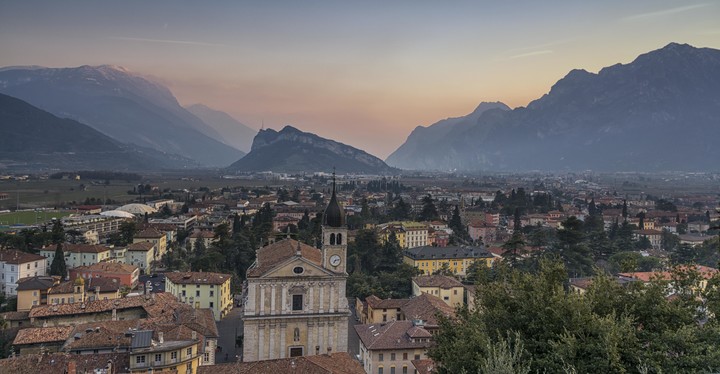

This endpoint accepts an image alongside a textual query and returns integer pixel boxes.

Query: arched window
[293,328,300,342]
[330,233,336,245]
[337,233,342,245]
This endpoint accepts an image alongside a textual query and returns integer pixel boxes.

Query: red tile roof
[166,271,232,285]
[63,243,112,253]
[355,320,433,350]
[126,241,155,252]
[0,249,45,264]
[412,275,463,289]
[13,326,74,345]
[247,239,322,277]
[197,352,364,374]
[0,352,129,374]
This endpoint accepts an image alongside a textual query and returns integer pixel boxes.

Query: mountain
[0,65,244,167]
[0,93,193,171]
[228,126,397,174]
[185,104,257,153]
[386,43,720,172]
[386,102,510,170]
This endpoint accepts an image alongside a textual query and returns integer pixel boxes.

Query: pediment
[258,256,336,278]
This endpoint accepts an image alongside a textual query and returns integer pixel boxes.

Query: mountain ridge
[229,126,397,174]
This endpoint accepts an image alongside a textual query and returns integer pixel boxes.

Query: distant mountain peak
[229,126,396,174]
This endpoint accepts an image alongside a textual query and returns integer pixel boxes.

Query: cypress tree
[49,243,67,279]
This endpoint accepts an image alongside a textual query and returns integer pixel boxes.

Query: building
[70,261,140,288]
[358,293,454,333]
[0,352,129,374]
[134,228,168,258]
[411,275,465,308]
[467,222,497,243]
[187,230,215,249]
[355,320,433,374]
[242,175,349,361]
[403,245,494,277]
[40,243,113,269]
[128,330,202,374]
[60,215,127,239]
[632,229,663,249]
[378,222,429,249]
[125,241,157,274]
[12,326,74,355]
[0,249,48,295]
[165,271,233,321]
[15,276,58,311]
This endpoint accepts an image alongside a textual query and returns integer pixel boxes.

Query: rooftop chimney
[67,361,77,374]
[158,331,164,344]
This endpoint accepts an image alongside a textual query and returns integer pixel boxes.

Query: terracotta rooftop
[366,295,408,310]
[126,241,155,252]
[247,239,322,277]
[412,359,437,374]
[355,320,434,351]
[0,249,46,265]
[48,279,78,295]
[620,265,718,283]
[63,243,112,253]
[16,276,57,291]
[13,326,74,345]
[400,293,455,327]
[404,245,492,260]
[189,230,215,238]
[166,271,232,285]
[1,311,29,321]
[135,228,165,238]
[74,261,138,274]
[0,352,129,374]
[197,352,365,374]
[29,292,178,318]
[412,275,464,289]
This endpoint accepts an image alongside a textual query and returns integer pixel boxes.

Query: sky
[1,1,719,159]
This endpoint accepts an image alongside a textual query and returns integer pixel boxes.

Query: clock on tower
[322,171,347,274]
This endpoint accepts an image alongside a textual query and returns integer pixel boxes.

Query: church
[241,176,349,361]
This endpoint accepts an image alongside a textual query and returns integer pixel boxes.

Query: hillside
[228,126,397,174]
[186,104,257,153]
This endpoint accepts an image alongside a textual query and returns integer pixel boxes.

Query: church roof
[247,239,321,277]
[323,175,345,228]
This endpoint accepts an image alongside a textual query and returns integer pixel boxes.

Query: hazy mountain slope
[387,43,720,172]
[386,102,510,169]
[0,93,190,171]
[0,65,244,166]
[186,104,257,153]
[228,126,397,174]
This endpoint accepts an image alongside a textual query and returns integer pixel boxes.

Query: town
[0,170,718,373]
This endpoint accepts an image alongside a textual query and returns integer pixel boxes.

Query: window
[171,352,178,359]
[390,367,396,374]
[204,352,209,362]
[186,362,192,372]
[403,353,408,360]
[379,353,384,362]
[402,366,408,374]
[186,347,192,355]
[383,314,387,322]
[155,354,162,362]
[391,353,396,361]
[292,295,303,311]
[33,291,37,296]
[209,302,214,308]
[196,290,200,297]
[337,233,342,244]
[454,289,458,295]
[182,290,186,297]
[290,347,303,357]
[136,355,145,364]
[27,264,30,270]
[293,266,304,274]
[378,367,383,374]
[210,290,214,297]
[330,233,336,245]
[35,261,37,268]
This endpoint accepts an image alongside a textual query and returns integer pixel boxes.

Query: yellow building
[412,275,465,308]
[128,330,202,374]
[378,221,430,249]
[165,271,233,321]
[134,228,168,258]
[16,276,58,312]
[47,277,121,305]
[403,245,493,277]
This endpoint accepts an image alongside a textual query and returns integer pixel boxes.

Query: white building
[0,249,48,296]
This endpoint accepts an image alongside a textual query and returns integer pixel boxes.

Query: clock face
[330,254,341,267]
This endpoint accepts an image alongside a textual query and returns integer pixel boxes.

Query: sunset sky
[1,1,719,158]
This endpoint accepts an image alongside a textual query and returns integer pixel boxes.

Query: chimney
[67,361,77,374]
[191,331,197,340]
[158,332,164,344]
[95,286,100,299]
[112,308,117,321]
[326,347,332,356]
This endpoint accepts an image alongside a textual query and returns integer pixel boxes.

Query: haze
[1,1,719,158]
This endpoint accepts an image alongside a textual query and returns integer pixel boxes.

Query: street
[216,303,244,363]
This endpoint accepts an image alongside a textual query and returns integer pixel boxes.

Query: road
[137,273,166,293]
[216,303,244,363]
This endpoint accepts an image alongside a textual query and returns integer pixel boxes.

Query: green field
[0,210,73,226]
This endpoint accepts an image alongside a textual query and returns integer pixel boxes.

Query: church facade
[241,178,349,361]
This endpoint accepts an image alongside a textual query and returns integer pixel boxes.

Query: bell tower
[322,171,347,274]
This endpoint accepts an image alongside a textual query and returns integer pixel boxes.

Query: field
[0,210,72,226]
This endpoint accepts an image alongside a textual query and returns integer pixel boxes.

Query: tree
[419,195,439,222]
[390,198,411,221]
[622,200,628,220]
[556,217,593,276]
[449,205,469,243]
[502,231,525,267]
[49,243,67,279]
[50,219,64,245]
